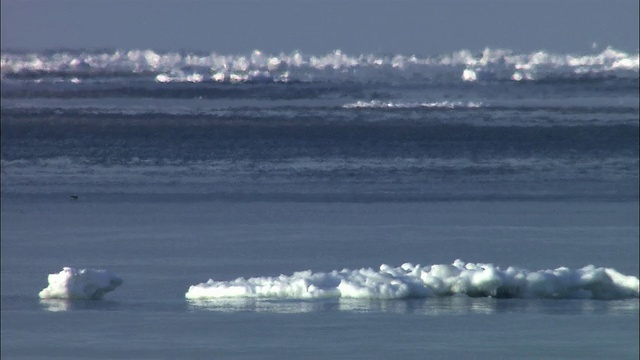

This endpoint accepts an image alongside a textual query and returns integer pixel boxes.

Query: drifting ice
[39,267,123,300]
[186,260,639,301]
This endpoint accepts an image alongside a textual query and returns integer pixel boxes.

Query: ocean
[1,47,639,359]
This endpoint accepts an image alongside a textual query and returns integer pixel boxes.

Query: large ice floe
[39,267,123,300]
[186,260,639,301]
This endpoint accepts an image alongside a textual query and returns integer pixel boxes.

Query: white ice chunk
[39,267,123,300]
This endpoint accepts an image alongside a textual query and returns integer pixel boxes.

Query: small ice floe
[39,267,123,300]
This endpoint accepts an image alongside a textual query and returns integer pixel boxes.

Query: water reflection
[39,299,121,312]
[36,297,638,315]
[187,298,341,313]
[187,296,640,315]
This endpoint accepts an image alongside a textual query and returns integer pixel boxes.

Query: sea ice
[39,267,123,300]
[186,260,639,301]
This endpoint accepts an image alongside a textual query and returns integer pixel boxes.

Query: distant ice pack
[39,267,123,300]
[186,260,639,301]
[2,47,637,84]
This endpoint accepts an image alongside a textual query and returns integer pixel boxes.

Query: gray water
[2,198,639,359]
[2,47,639,358]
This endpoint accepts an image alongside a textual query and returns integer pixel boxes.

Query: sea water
[1,48,639,359]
